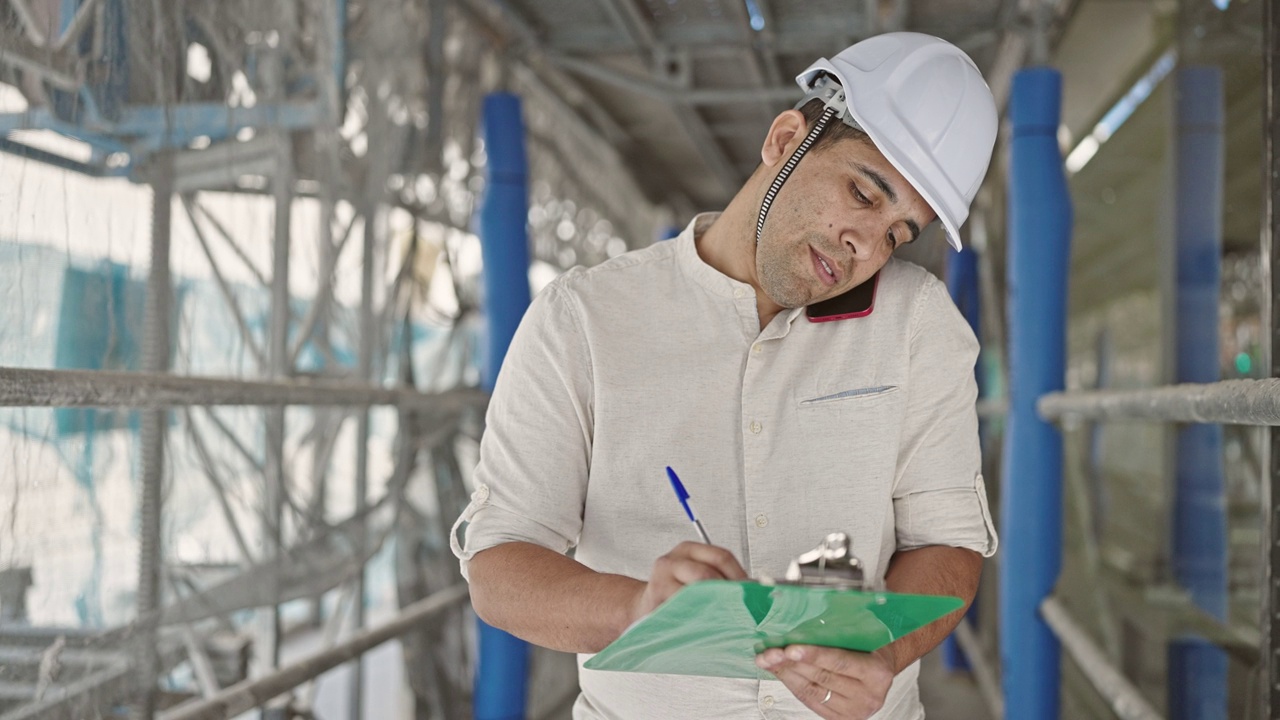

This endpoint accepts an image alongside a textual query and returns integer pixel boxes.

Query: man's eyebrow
[853,163,897,204]
[854,162,922,243]
[905,220,921,244]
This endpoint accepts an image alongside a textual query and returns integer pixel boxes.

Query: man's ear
[761,109,808,168]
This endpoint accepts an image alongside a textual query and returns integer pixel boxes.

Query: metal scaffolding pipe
[1001,67,1070,720]
[942,246,981,673]
[350,201,378,719]
[157,585,469,720]
[1038,379,1280,425]
[976,398,1008,417]
[133,154,174,720]
[0,366,487,411]
[179,195,268,369]
[1168,65,1227,720]
[261,77,296,673]
[1040,597,1164,720]
[475,91,533,720]
[7,0,47,46]
[953,620,1004,720]
[1264,1,1280,715]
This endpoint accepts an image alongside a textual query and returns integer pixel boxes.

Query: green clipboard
[582,580,963,679]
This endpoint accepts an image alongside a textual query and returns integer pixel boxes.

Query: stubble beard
[756,232,821,310]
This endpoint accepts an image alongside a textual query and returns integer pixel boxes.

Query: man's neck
[697,193,787,329]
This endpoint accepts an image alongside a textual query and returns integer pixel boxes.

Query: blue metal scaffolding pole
[474,92,533,720]
[943,246,981,673]
[1168,65,1227,720]
[1000,68,1071,720]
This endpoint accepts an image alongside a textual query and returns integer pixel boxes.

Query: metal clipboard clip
[766,532,881,591]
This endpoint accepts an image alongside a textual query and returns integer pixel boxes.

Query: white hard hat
[796,32,998,251]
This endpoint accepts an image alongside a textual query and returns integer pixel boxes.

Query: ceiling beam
[597,0,657,49]
[549,55,799,105]
[885,0,910,32]
[725,0,783,88]
[723,0,789,153]
[545,19,1017,57]
[591,0,743,199]
[863,0,880,35]
[448,0,633,148]
[750,0,786,77]
[546,18,875,55]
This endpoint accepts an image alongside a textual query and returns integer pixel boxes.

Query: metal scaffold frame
[1039,379,1280,425]
[0,1,489,718]
[1265,0,1279,712]
[157,585,470,720]
[0,366,487,411]
[1001,17,1276,716]
[0,0,668,714]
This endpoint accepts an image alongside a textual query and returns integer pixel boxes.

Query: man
[452,32,1000,719]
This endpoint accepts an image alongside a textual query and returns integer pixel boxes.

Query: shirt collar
[675,213,755,300]
[764,307,806,340]
[675,212,807,335]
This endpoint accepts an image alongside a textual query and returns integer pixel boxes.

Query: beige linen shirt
[452,213,998,719]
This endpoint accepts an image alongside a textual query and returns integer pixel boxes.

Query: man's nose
[841,227,875,258]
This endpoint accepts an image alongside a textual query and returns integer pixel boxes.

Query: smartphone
[806,271,878,322]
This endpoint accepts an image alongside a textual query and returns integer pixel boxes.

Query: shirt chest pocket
[790,383,906,485]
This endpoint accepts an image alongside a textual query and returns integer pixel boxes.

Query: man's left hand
[755,644,897,719]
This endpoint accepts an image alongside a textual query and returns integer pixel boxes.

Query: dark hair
[797,98,872,153]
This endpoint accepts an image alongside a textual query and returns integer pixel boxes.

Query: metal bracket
[652,45,691,89]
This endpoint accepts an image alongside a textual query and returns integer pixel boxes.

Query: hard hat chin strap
[755,106,837,246]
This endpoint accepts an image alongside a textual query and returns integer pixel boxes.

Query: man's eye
[851,184,870,204]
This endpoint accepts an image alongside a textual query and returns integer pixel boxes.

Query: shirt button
[752,344,762,354]
[755,514,769,528]
[763,695,775,708]
[749,421,762,434]
[733,287,746,298]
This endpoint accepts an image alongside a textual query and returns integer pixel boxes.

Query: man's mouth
[811,247,839,287]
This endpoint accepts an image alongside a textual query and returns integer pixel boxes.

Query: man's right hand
[631,541,748,623]
[466,541,747,654]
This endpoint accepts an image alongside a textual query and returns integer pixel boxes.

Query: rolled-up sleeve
[450,275,594,580]
[891,280,998,557]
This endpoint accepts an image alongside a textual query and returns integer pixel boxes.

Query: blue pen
[666,466,712,544]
